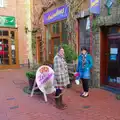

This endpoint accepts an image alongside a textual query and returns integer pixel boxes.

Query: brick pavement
[0,68,120,120]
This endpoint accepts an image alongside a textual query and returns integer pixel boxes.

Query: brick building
[33,0,120,89]
[0,0,33,69]
[76,0,120,89]
[32,0,67,64]
[91,0,120,89]
[33,0,90,64]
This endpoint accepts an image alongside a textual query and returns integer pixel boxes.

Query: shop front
[101,26,120,88]
[0,16,19,69]
[76,9,91,54]
[43,5,69,61]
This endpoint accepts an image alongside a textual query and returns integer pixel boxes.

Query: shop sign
[44,5,69,25]
[36,65,55,94]
[0,16,16,27]
[90,0,100,14]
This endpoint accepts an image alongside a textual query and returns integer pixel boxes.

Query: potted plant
[26,71,36,90]
[62,44,77,88]
[25,63,40,90]
[54,44,77,63]
[62,44,78,63]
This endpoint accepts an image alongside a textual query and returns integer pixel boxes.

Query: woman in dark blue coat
[76,47,93,97]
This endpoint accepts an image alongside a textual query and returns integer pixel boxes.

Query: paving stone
[0,68,120,120]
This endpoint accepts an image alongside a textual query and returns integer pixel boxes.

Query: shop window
[0,30,9,36]
[10,31,16,64]
[62,21,68,44]
[108,26,120,34]
[0,38,9,65]
[52,22,60,34]
[0,28,18,66]
[3,30,8,36]
[79,17,90,53]
[53,37,60,55]
[108,27,117,34]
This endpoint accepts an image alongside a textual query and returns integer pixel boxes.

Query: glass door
[10,31,16,64]
[108,38,120,88]
[0,38,10,65]
[0,28,19,68]
[51,37,61,61]
[0,29,10,66]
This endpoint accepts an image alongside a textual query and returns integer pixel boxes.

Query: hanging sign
[44,5,69,25]
[105,0,114,15]
[0,16,16,27]
[36,65,55,94]
[90,0,100,14]
[105,0,113,8]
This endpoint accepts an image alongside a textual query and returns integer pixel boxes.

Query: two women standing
[53,46,93,109]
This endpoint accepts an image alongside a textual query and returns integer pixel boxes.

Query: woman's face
[59,48,64,56]
[81,50,87,55]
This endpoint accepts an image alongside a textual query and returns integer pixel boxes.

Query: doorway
[45,21,68,62]
[100,26,120,88]
[78,17,90,53]
[49,22,61,61]
[0,28,19,69]
[50,37,61,61]
[107,36,120,88]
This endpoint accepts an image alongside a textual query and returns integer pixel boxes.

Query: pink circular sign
[36,65,55,94]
